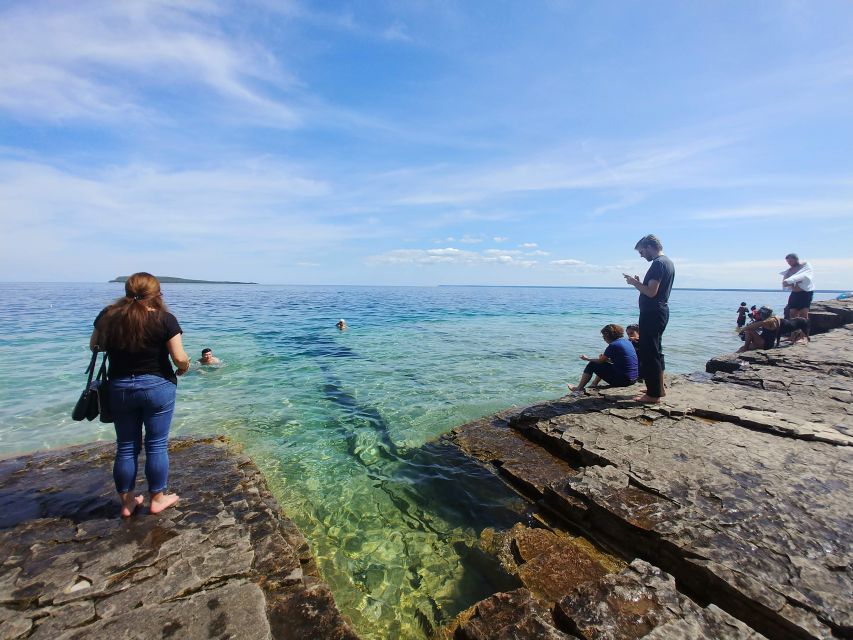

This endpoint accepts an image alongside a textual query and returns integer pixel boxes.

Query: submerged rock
[0,436,359,640]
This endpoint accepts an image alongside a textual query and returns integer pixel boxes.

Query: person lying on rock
[568,323,639,396]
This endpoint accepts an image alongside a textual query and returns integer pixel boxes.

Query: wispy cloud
[391,136,737,207]
[0,158,383,253]
[690,199,852,220]
[0,1,299,125]
[367,247,539,268]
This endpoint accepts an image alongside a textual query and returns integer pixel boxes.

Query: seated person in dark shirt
[568,323,639,396]
[626,324,643,383]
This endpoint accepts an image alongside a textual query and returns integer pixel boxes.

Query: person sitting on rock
[626,324,643,383]
[568,323,639,396]
[737,307,780,352]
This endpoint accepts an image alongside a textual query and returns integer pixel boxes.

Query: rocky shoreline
[1,299,850,639]
[441,298,852,639]
[0,437,357,639]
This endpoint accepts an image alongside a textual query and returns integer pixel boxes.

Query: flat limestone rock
[0,436,359,640]
[453,588,577,640]
[556,560,766,640]
[447,306,853,639]
[488,523,620,607]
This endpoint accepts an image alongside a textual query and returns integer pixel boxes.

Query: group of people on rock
[88,244,817,519]
[567,240,816,402]
[736,253,814,352]
[568,234,674,405]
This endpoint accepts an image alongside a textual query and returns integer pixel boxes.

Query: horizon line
[0,281,847,294]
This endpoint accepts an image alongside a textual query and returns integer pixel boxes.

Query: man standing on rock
[623,235,675,404]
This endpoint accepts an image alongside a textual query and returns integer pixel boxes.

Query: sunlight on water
[0,283,805,638]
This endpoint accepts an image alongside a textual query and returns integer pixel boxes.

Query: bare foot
[632,394,661,404]
[567,384,586,396]
[120,494,144,518]
[150,492,180,514]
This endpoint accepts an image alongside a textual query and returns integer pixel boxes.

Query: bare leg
[737,331,763,353]
[119,492,145,518]
[568,372,593,395]
[590,375,602,388]
[792,308,809,342]
[150,491,179,514]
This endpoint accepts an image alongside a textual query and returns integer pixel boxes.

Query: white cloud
[0,2,300,125]
[520,242,538,248]
[493,236,509,243]
[0,158,387,266]
[367,247,539,268]
[550,259,586,267]
[690,199,851,220]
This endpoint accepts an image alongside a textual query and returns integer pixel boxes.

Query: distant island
[109,276,258,284]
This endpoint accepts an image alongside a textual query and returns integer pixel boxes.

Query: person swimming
[198,348,221,365]
[336,319,347,330]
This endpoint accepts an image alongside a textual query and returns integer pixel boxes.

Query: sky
[1,0,851,289]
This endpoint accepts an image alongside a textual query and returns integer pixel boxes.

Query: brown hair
[634,234,663,251]
[601,323,624,341]
[626,324,639,335]
[95,272,168,351]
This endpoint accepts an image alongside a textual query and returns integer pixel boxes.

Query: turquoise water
[0,283,813,638]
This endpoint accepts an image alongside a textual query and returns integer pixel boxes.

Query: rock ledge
[0,436,359,640]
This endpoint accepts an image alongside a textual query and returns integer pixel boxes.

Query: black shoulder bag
[72,351,113,423]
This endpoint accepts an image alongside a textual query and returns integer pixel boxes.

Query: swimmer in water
[198,348,221,365]
[336,319,347,330]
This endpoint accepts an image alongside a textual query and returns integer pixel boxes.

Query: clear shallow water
[0,283,814,638]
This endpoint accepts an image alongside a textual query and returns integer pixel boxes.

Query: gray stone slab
[0,436,359,640]
[448,313,853,639]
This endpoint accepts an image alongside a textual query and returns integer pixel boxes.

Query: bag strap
[96,352,109,383]
[84,350,98,386]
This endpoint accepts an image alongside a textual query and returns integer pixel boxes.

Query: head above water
[201,348,212,356]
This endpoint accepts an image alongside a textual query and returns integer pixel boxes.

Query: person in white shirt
[781,253,814,323]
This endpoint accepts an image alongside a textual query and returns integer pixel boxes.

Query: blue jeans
[109,374,176,494]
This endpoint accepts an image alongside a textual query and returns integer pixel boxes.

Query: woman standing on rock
[90,272,190,517]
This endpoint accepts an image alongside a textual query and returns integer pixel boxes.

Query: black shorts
[788,290,813,310]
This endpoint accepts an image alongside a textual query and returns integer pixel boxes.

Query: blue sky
[1,0,851,288]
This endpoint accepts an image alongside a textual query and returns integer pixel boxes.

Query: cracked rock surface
[0,436,358,640]
[446,299,853,639]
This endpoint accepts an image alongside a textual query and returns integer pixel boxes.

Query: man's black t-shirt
[94,308,183,384]
[639,255,675,312]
